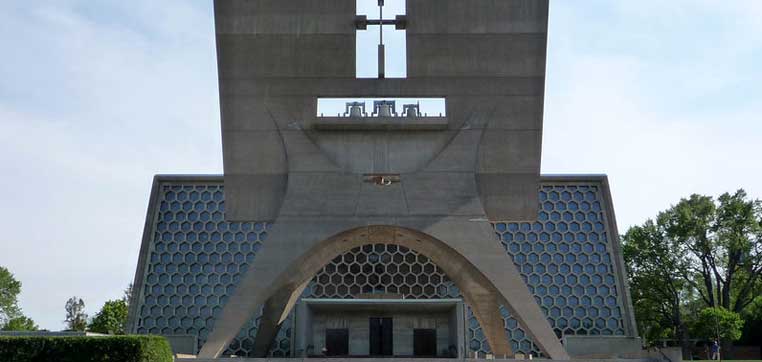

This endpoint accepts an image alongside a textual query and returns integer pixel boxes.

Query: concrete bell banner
[125,1,662,361]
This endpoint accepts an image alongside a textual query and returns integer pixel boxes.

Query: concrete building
[127,1,642,360]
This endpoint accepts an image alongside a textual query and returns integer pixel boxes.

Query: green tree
[623,189,762,355]
[123,283,133,306]
[1,315,38,331]
[691,307,744,342]
[0,266,22,326]
[623,220,688,345]
[662,190,762,312]
[88,299,128,335]
[64,297,87,331]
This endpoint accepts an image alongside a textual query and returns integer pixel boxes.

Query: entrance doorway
[325,328,349,356]
[414,328,437,356]
[369,317,393,356]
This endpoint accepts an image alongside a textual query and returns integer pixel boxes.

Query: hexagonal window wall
[132,181,627,357]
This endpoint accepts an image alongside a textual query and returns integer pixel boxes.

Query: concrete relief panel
[406,0,549,34]
[215,0,356,35]
[216,35,355,78]
[406,0,548,78]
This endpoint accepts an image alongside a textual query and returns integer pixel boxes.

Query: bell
[378,104,393,117]
[404,104,420,118]
[349,105,363,117]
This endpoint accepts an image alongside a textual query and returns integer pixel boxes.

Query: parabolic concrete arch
[198,224,569,359]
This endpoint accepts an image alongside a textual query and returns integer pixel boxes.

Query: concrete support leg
[419,218,569,360]
[199,223,569,359]
[197,219,354,358]
[467,293,514,356]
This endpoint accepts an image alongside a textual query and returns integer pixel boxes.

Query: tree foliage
[0,335,173,362]
[661,191,762,313]
[89,299,128,335]
[0,266,22,326]
[624,189,762,348]
[691,307,744,342]
[623,220,687,343]
[64,297,87,332]
[123,283,133,306]
[1,316,38,331]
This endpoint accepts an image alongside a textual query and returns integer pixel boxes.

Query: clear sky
[0,0,760,331]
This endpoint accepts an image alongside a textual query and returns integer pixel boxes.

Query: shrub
[0,335,172,362]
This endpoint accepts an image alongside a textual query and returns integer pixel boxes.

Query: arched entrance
[199,225,569,360]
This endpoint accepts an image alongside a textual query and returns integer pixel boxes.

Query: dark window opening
[414,328,437,357]
[325,328,349,356]
[369,317,393,356]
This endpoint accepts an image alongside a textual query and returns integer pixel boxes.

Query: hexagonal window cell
[355,253,367,263]
[349,285,361,295]
[380,274,392,284]
[368,274,380,285]
[427,274,441,285]
[521,260,533,274]
[553,275,565,285]
[388,274,404,285]
[342,274,354,285]
[355,274,367,285]
[402,274,417,285]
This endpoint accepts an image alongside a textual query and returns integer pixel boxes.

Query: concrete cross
[355,0,407,78]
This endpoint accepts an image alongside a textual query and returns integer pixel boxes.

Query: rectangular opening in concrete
[315,97,447,130]
[325,328,349,356]
[317,98,445,118]
[356,0,407,78]
[369,317,393,356]
[414,329,437,357]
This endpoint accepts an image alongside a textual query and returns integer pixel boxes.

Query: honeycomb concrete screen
[128,177,636,358]
[128,0,640,359]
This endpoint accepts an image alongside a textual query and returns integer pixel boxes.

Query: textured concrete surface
[216,0,547,221]
[563,336,642,359]
[203,0,564,359]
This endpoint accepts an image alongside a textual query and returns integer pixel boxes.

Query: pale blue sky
[0,1,760,331]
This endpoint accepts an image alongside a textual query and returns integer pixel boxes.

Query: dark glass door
[325,328,349,356]
[369,317,393,356]
[414,328,437,357]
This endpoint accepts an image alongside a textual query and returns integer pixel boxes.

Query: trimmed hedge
[0,335,173,362]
